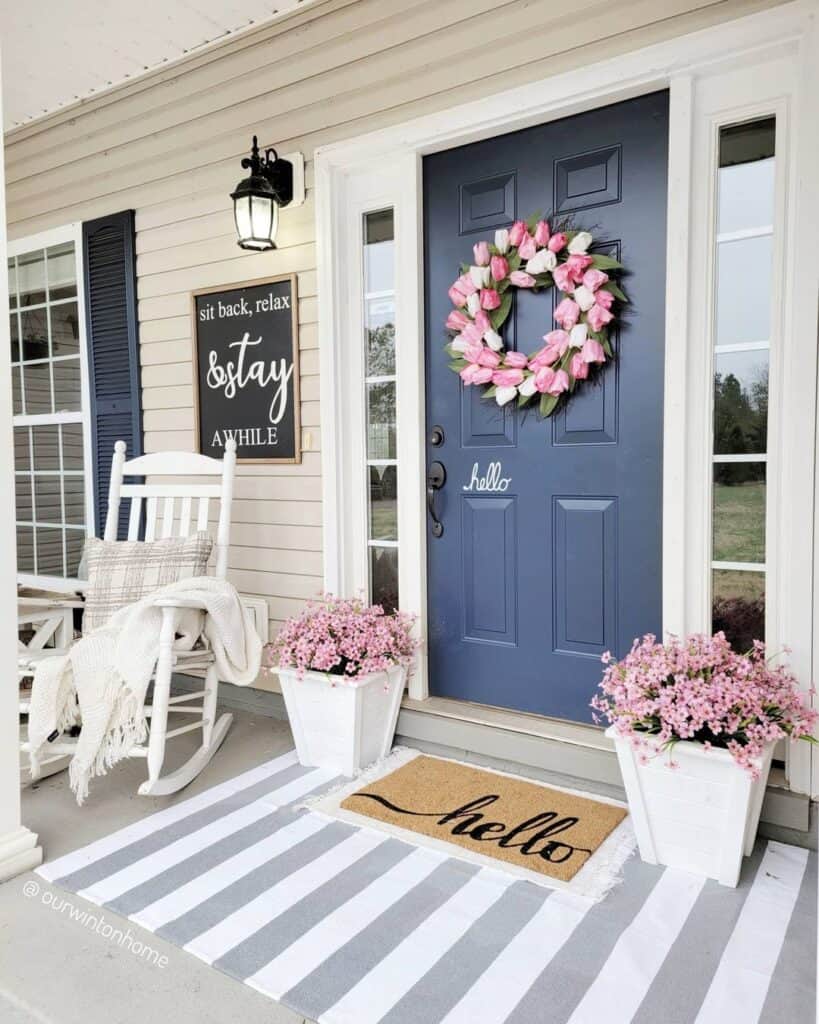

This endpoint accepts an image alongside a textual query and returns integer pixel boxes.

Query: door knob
[427,461,446,538]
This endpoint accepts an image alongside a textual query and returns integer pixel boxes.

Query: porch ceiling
[0,0,318,131]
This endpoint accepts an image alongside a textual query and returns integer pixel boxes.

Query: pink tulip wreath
[445,215,626,417]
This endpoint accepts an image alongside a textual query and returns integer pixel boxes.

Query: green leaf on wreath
[539,393,560,418]
[507,251,522,273]
[490,292,513,331]
[589,254,623,271]
[601,281,628,302]
[525,211,543,233]
[448,359,468,373]
[484,385,497,398]
[518,391,535,408]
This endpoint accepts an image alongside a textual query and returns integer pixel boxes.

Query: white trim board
[316,2,819,794]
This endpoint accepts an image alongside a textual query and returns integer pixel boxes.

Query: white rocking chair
[19,438,238,797]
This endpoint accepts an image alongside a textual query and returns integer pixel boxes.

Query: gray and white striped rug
[37,750,816,1024]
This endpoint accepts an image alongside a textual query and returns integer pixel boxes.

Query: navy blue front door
[423,91,668,723]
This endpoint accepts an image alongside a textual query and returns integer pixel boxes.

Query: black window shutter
[82,210,143,539]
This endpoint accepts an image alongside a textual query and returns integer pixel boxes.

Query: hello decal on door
[463,461,512,492]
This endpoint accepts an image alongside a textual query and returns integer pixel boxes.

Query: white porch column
[0,47,43,881]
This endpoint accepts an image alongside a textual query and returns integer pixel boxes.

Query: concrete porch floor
[1,710,313,1024]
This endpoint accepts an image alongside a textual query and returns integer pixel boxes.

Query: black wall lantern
[231,136,294,251]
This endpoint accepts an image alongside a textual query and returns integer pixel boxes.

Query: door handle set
[427,461,446,538]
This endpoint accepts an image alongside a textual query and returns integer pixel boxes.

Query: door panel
[423,91,669,723]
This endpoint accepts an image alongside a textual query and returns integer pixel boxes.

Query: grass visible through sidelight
[713,481,765,564]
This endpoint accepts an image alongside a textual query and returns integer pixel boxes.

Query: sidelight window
[710,118,775,651]
[9,234,90,579]
[362,209,398,612]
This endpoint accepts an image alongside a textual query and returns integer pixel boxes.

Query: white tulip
[467,293,480,316]
[573,285,595,312]
[495,228,510,254]
[451,337,469,353]
[484,329,504,351]
[495,385,518,406]
[569,323,588,348]
[567,231,593,254]
[525,249,557,275]
[469,265,490,288]
[518,374,538,397]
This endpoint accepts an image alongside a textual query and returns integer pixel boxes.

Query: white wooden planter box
[607,727,774,887]
[279,664,407,777]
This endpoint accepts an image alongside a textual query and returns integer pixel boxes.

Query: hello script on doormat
[340,755,627,883]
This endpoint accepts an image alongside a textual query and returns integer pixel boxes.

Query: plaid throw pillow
[82,532,213,633]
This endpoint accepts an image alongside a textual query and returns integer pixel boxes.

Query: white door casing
[316,2,819,794]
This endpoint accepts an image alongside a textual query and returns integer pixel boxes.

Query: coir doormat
[338,753,627,884]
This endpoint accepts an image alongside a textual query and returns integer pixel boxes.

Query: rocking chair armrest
[154,597,210,611]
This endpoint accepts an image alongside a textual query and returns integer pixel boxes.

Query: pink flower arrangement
[591,632,817,777]
[444,213,626,417]
[265,595,417,682]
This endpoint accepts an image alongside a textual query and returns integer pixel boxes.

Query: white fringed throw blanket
[27,577,262,804]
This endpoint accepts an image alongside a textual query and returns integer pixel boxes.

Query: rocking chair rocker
[19,438,239,797]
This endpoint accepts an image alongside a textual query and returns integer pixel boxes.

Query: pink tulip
[553,297,581,330]
[570,352,589,380]
[509,271,536,288]
[587,303,614,333]
[477,348,501,368]
[459,363,481,384]
[534,366,556,393]
[492,368,524,388]
[503,350,528,368]
[543,329,571,355]
[508,220,527,247]
[518,233,537,260]
[461,322,484,345]
[473,241,490,266]
[529,344,561,369]
[547,369,570,396]
[446,309,470,331]
[474,309,491,333]
[566,253,594,279]
[472,366,494,385]
[548,232,568,253]
[448,285,467,308]
[582,268,609,292]
[594,289,614,310]
[490,255,509,282]
[480,288,501,310]
[552,263,576,293]
[534,220,551,246]
[462,340,484,364]
[581,338,606,364]
[458,273,478,296]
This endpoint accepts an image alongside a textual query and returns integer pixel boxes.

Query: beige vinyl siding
[4,0,784,686]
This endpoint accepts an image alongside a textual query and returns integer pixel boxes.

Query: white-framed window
[362,208,398,612]
[9,225,92,581]
[709,118,775,651]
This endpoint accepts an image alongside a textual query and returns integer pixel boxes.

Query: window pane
[715,235,772,346]
[15,475,32,520]
[50,301,80,356]
[36,527,64,575]
[366,298,396,376]
[19,308,49,361]
[47,242,77,300]
[16,526,34,572]
[10,312,19,361]
[712,464,765,563]
[718,157,775,235]
[712,569,765,651]
[11,366,23,415]
[33,475,62,525]
[367,381,396,460]
[14,427,31,472]
[370,546,398,613]
[66,531,85,577]
[8,257,17,309]
[364,210,395,294]
[32,424,60,471]
[63,476,85,525]
[23,363,52,414]
[369,465,398,542]
[713,350,767,456]
[17,249,46,307]
[52,358,82,411]
[61,423,84,470]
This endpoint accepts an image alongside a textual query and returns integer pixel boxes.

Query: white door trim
[316,1,818,793]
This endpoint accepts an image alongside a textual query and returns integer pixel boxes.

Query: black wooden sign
[192,274,300,463]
